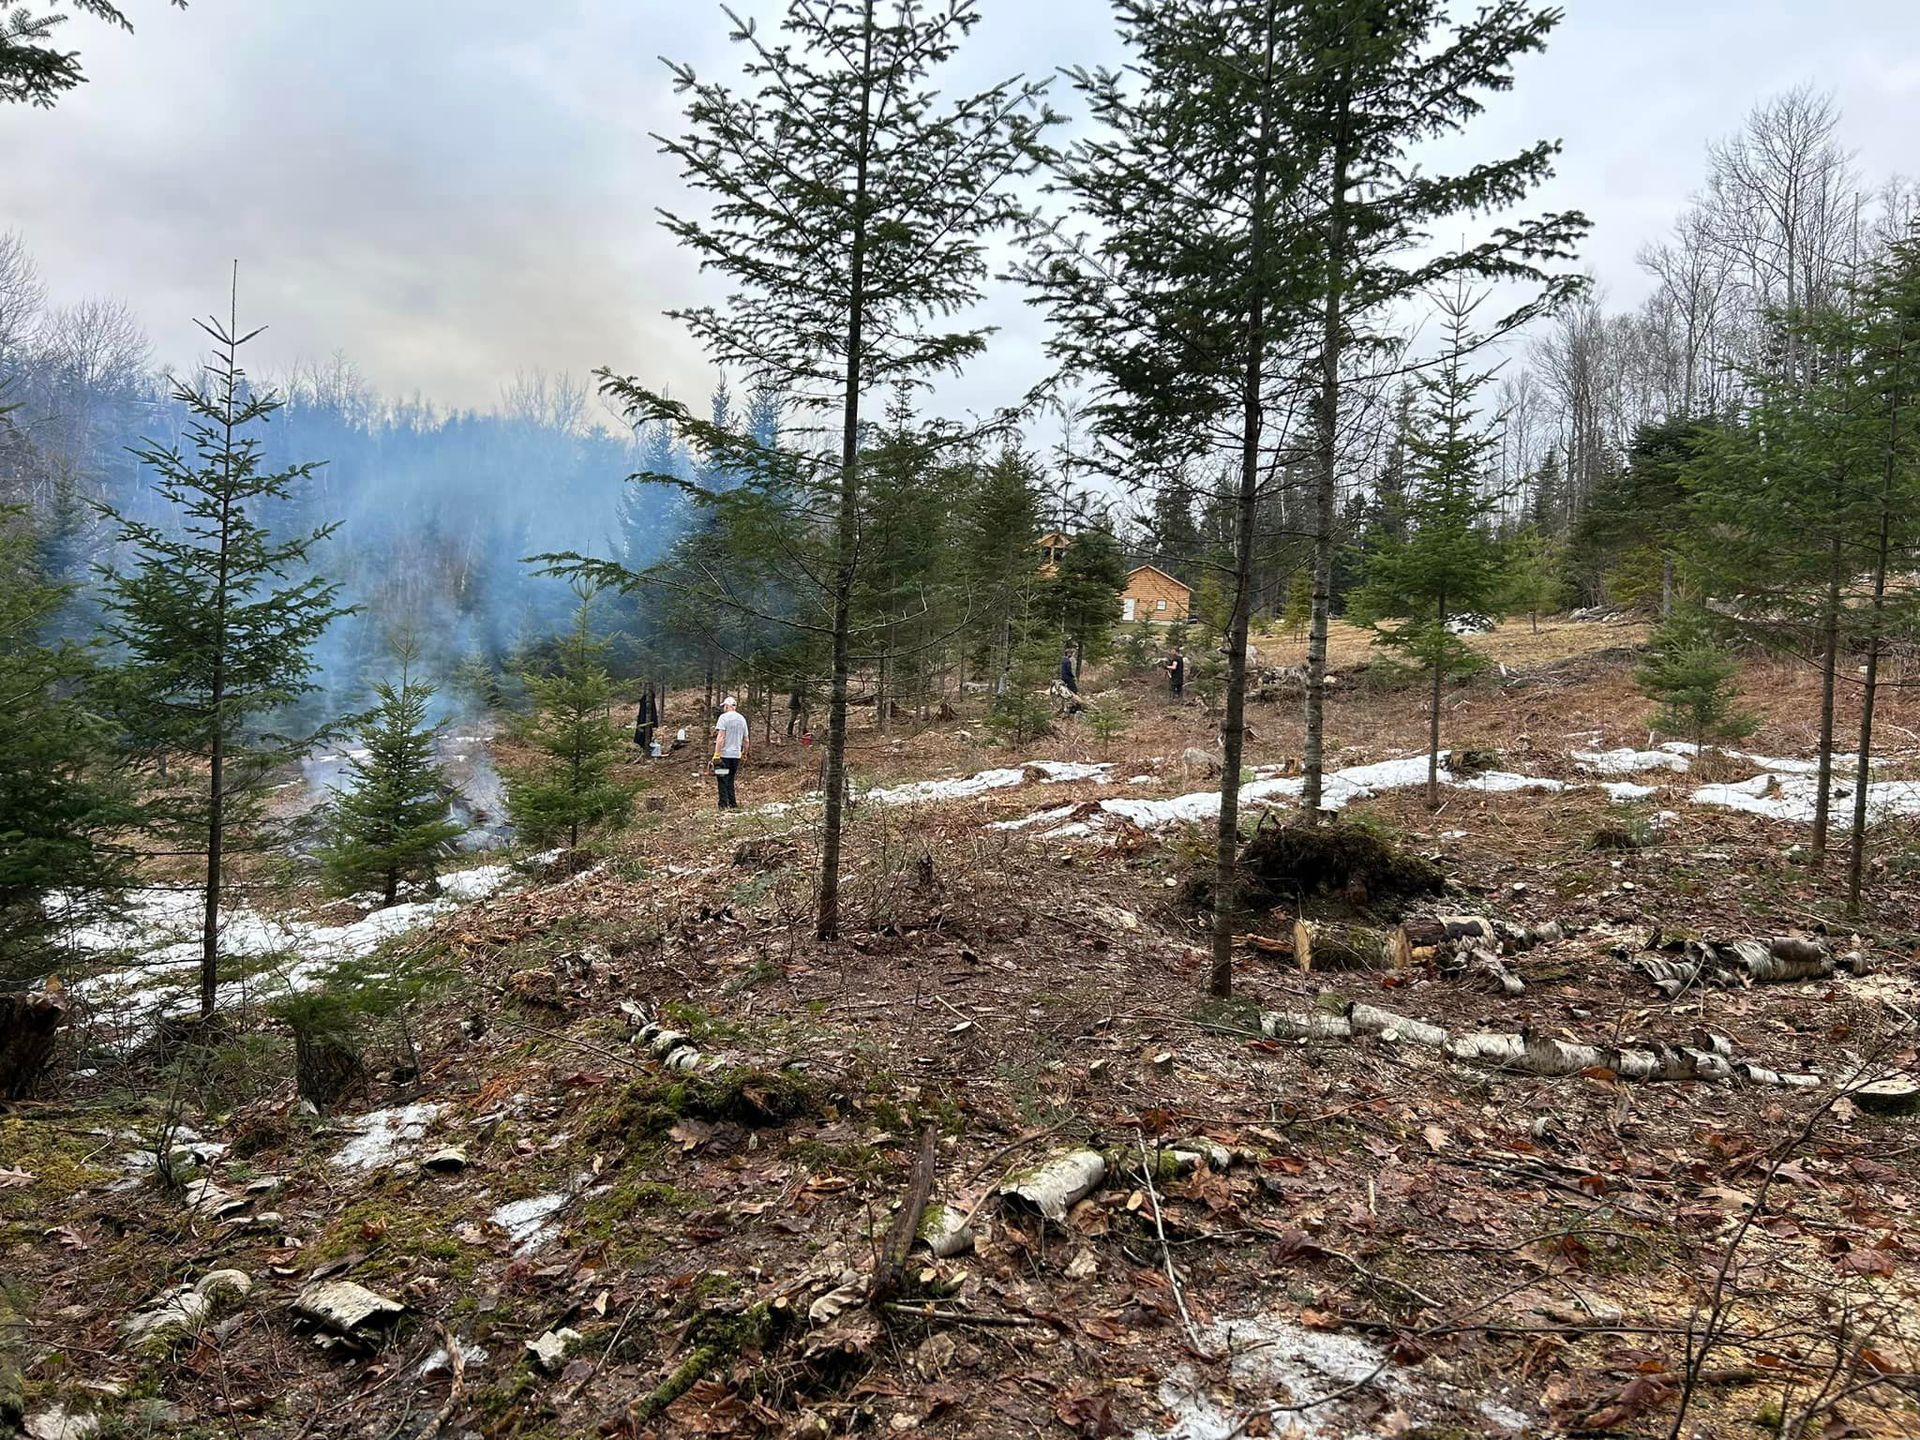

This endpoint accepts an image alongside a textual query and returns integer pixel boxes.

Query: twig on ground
[1137,1128,1212,1359]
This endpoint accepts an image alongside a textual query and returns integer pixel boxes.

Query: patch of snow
[1039,822,1096,840]
[1479,1399,1532,1431]
[1453,770,1566,795]
[491,1190,567,1252]
[330,1103,445,1170]
[1660,741,1873,775]
[1603,781,1657,802]
[438,863,518,901]
[1138,1314,1405,1440]
[1021,753,1569,838]
[417,1340,490,1377]
[990,805,1079,832]
[61,861,530,1048]
[864,767,1028,805]
[1025,760,1113,783]
[1690,773,1920,824]
[1574,747,1691,776]
[1127,775,1153,785]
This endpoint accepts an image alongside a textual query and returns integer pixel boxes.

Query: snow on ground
[1573,746,1692,776]
[1018,754,1563,837]
[1690,773,1920,823]
[861,759,1113,806]
[1137,1311,1530,1440]
[491,1191,567,1250]
[62,859,541,1047]
[1604,781,1658,803]
[330,1103,445,1170]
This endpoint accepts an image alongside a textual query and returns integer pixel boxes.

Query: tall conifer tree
[505,587,637,850]
[97,290,347,1020]
[1284,1,1588,816]
[571,0,1055,939]
[1350,289,1505,807]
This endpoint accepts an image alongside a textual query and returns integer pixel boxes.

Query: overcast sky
[4,0,1917,423]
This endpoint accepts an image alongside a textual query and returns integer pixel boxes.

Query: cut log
[1261,1010,1353,1042]
[1850,1077,1920,1117]
[1637,933,1839,996]
[1467,949,1526,997]
[1293,920,1405,973]
[1402,915,1497,951]
[999,1150,1105,1225]
[1345,1002,1451,1050]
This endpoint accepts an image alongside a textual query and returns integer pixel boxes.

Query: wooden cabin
[1036,530,1072,576]
[1120,564,1191,623]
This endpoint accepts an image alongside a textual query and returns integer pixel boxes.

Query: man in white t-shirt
[712,696,750,810]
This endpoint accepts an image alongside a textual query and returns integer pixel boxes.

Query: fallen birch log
[1260,1000,1817,1087]
[999,1150,1105,1225]
[1634,934,1859,998]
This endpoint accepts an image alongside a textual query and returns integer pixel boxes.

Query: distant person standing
[1165,646,1185,700]
[712,696,750,810]
[1058,646,1078,694]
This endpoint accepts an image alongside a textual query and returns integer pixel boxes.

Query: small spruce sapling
[1085,695,1128,752]
[318,652,465,905]
[1635,610,1755,762]
[985,631,1056,747]
[505,587,638,850]
[1281,569,1312,640]
[1351,288,1505,807]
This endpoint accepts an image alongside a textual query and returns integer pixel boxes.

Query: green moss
[0,1118,112,1221]
[306,1195,470,1281]
[1192,994,1262,1032]
[603,1065,826,1141]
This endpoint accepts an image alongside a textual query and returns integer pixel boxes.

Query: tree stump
[0,982,73,1100]
[293,1023,365,1112]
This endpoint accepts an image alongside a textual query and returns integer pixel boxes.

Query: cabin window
[1156,599,1166,611]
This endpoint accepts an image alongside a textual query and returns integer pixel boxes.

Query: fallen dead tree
[1284,914,1565,996]
[1634,934,1873,998]
[1260,999,1819,1088]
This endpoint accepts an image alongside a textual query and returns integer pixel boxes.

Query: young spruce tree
[1351,289,1505,808]
[505,588,637,850]
[1284,1,1588,818]
[318,652,464,904]
[1,503,133,1097]
[97,292,348,1021]
[1635,609,1754,760]
[580,0,1055,940]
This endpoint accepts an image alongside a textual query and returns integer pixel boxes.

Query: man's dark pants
[716,756,741,809]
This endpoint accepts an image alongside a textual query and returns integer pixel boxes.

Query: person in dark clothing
[1165,647,1185,699]
[1058,647,1078,694]
[787,685,806,737]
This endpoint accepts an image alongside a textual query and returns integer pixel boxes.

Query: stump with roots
[0,982,73,1100]
[293,1020,365,1112]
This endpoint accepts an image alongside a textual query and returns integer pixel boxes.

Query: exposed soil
[7,619,1920,1440]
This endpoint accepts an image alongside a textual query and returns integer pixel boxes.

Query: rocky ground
[8,618,1920,1440]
